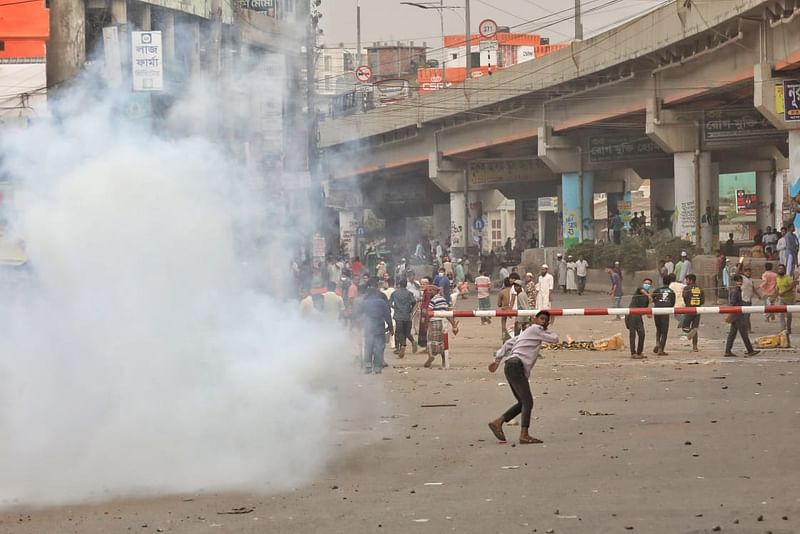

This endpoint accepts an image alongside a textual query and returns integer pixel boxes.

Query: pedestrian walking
[390,279,418,358]
[760,262,778,323]
[359,284,394,374]
[681,274,704,352]
[424,285,459,368]
[607,265,623,320]
[651,275,675,355]
[724,274,760,357]
[497,277,513,342]
[487,311,559,445]
[475,270,493,325]
[575,255,589,295]
[625,279,652,359]
[668,273,686,335]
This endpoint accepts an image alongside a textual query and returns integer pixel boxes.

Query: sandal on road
[519,436,544,444]
[488,421,506,442]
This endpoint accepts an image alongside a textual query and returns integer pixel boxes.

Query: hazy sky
[320,0,669,49]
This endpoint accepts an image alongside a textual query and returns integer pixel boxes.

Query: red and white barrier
[431,305,800,318]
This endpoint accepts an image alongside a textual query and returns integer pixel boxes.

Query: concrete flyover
[320,0,800,258]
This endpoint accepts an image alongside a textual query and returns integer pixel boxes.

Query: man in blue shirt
[359,282,394,374]
[433,267,452,305]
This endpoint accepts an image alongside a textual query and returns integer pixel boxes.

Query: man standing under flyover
[360,284,394,374]
[535,264,554,312]
[651,275,675,355]
[487,311,559,445]
[575,255,589,295]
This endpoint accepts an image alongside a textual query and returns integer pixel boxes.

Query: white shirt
[741,275,755,302]
[494,324,559,378]
[777,236,787,251]
[664,261,674,275]
[537,273,554,294]
[576,259,589,277]
[499,267,510,281]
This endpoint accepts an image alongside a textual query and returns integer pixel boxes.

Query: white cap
[614,261,620,265]
[681,251,688,257]
[541,264,549,269]
[526,272,534,277]
[557,253,563,257]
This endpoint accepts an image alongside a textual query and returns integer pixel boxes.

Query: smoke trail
[0,63,355,505]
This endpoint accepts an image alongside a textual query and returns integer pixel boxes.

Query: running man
[487,311,558,444]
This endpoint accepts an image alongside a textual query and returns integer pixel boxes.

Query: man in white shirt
[575,255,589,295]
[499,265,510,286]
[678,251,693,284]
[663,255,675,276]
[487,311,559,444]
[535,264,554,311]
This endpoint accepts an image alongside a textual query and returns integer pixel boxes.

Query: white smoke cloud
[0,57,357,505]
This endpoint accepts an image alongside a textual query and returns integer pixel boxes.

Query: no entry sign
[355,65,373,83]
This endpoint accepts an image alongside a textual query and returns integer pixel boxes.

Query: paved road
[2,291,798,533]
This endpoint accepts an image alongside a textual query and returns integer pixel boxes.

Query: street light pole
[574,0,583,40]
[439,0,446,88]
[464,0,471,79]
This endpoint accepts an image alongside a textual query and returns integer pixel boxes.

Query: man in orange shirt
[760,262,778,323]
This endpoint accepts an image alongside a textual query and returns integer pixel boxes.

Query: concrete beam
[754,63,789,130]
[428,152,466,193]
[538,127,581,173]
[646,98,699,153]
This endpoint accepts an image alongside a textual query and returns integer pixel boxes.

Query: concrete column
[339,210,361,259]
[650,178,674,233]
[673,152,712,247]
[698,159,718,253]
[47,0,86,88]
[111,0,129,74]
[450,192,466,257]
[756,170,776,231]
[432,203,450,252]
[561,172,594,248]
[160,11,176,64]
[789,130,800,229]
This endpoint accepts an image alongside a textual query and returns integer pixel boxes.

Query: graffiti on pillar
[450,221,464,247]
[674,200,697,241]
[563,210,580,248]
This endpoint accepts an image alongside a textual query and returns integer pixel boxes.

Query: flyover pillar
[673,152,715,249]
[561,172,595,248]
[538,127,595,247]
[756,169,776,231]
[449,192,478,259]
[647,100,718,250]
[790,131,800,229]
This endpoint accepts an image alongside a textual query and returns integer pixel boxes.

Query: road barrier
[431,305,800,318]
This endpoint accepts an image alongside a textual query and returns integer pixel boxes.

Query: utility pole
[464,0,471,78]
[356,0,362,64]
[439,0,446,87]
[574,0,583,40]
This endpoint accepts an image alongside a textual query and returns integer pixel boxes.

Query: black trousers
[395,319,414,347]
[725,317,754,353]
[626,317,645,354]
[502,358,534,428]
[653,315,670,351]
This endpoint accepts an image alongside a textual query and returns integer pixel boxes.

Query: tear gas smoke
[0,59,354,505]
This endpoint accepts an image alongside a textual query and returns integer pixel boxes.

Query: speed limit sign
[479,19,498,39]
[355,65,373,83]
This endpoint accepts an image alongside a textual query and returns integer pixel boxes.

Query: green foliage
[566,235,696,272]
